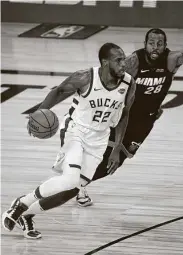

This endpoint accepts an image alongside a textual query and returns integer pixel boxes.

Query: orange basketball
[28,109,59,139]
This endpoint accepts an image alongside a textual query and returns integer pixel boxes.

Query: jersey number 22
[93,111,111,122]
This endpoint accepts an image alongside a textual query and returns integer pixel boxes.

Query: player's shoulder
[57,68,92,93]
[125,51,139,64]
[69,68,92,86]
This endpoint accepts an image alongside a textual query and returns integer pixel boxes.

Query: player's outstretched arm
[125,52,139,77]
[39,69,91,109]
[168,50,183,74]
[107,78,136,174]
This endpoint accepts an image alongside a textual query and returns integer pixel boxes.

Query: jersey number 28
[144,85,163,94]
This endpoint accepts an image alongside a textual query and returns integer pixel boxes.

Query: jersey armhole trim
[122,80,130,86]
[122,72,131,85]
[81,68,93,98]
[124,78,132,106]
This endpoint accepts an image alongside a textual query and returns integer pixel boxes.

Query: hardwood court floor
[1,23,183,255]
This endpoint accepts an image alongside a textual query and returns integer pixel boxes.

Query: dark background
[2,1,183,28]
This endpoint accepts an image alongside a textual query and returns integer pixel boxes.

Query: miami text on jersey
[136,76,166,86]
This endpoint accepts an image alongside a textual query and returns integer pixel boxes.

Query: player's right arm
[125,52,139,77]
[38,69,91,109]
[167,50,183,74]
[27,69,91,136]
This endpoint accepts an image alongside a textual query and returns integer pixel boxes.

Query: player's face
[145,32,166,61]
[107,48,126,78]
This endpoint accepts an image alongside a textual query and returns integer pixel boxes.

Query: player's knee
[62,175,80,190]
[63,165,81,189]
[69,178,80,189]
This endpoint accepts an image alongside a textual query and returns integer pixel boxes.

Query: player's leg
[21,153,101,229]
[76,127,116,206]
[76,148,103,207]
[124,115,156,156]
[18,137,106,236]
[76,128,114,206]
[2,119,83,237]
[2,142,82,238]
[76,128,127,207]
[17,214,42,239]
[77,116,156,207]
[76,146,113,207]
[16,185,80,239]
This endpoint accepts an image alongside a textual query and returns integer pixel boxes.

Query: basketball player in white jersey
[2,43,136,239]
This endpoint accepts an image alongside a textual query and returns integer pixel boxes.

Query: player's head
[99,43,126,78]
[144,28,167,61]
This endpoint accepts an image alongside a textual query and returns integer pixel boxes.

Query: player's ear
[102,59,108,67]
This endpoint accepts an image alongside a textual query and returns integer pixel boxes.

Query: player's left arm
[168,50,183,74]
[114,77,136,153]
[107,77,136,174]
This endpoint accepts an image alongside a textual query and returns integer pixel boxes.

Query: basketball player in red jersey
[76,28,183,206]
[2,43,136,239]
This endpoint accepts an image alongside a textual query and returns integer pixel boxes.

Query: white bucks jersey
[68,67,132,131]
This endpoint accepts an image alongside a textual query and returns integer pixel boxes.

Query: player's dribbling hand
[26,114,35,137]
[27,122,32,136]
[107,148,120,175]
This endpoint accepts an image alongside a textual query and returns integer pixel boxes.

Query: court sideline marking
[85,216,183,254]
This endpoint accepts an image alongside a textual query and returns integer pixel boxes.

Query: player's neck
[99,67,121,89]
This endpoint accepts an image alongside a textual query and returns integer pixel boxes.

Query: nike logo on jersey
[141,70,149,73]
[94,88,102,91]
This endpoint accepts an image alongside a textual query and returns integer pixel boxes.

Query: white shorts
[52,116,109,184]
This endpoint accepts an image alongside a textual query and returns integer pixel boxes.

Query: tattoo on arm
[38,69,91,110]
[58,69,91,93]
[125,53,139,77]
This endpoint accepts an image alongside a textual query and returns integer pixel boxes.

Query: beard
[145,47,166,64]
[146,51,161,65]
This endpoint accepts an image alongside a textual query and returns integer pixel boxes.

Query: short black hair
[145,28,167,43]
[98,43,121,65]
